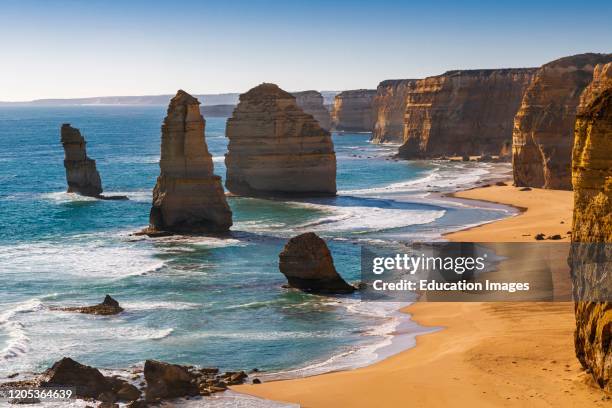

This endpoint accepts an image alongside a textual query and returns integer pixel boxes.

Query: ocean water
[0,106,513,392]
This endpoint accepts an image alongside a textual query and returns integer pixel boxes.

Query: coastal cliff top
[240,83,295,101]
[543,53,612,69]
[378,79,418,87]
[440,68,538,78]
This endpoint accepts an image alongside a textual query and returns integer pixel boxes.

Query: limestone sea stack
[147,90,232,234]
[279,232,355,294]
[225,83,336,197]
[512,53,612,189]
[571,62,612,391]
[398,69,536,159]
[292,90,331,131]
[331,89,376,132]
[61,124,103,197]
[372,79,417,143]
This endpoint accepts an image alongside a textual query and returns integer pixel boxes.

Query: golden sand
[233,184,611,407]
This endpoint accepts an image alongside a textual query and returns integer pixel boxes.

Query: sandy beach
[234,184,611,407]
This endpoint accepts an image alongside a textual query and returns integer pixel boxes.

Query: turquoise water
[0,106,511,379]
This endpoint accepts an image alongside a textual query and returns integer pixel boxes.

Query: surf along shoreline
[233,182,610,407]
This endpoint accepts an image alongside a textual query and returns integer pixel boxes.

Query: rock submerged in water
[279,232,355,294]
[571,62,612,391]
[61,124,103,197]
[225,83,336,197]
[145,90,232,235]
[56,295,124,315]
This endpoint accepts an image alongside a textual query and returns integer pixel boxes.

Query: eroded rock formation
[292,90,331,130]
[279,232,355,293]
[513,53,612,189]
[331,89,376,132]
[61,124,103,197]
[147,90,232,234]
[225,83,336,197]
[398,69,535,159]
[39,357,140,402]
[372,79,417,143]
[55,295,124,315]
[571,62,612,391]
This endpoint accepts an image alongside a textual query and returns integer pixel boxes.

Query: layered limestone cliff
[225,83,336,197]
[571,62,612,391]
[398,69,535,159]
[61,124,103,197]
[513,53,612,189]
[331,89,376,132]
[372,79,417,143]
[147,90,232,234]
[292,90,331,131]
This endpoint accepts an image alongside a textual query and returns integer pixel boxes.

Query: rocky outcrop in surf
[225,83,336,197]
[145,90,232,235]
[571,62,612,391]
[54,295,124,315]
[279,232,355,293]
[39,357,141,402]
[398,68,535,159]
[513,53,612,189]
[331,89,376,132]
[2,357,250,406]
[292,90,331,130]
[372,79,417,143]
[61,124,103,197]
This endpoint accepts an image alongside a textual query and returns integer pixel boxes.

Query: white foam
[0,299,43,361]
[0,241,165,280]
[290,202,445,234]
[121,301,202,311]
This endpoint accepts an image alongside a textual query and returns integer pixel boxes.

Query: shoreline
[233,183,611,407]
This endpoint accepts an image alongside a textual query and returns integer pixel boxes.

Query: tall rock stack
[372,79,417,143]
[398,69,535,159]
[147,90,232,234]
[292,90,331,131]
[512,53,612,189]
[225,83,336,197]
[331,89,376,132]
[61,124,103,197]
[571,63,612,391]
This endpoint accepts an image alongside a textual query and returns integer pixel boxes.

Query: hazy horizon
[1,0,611,101]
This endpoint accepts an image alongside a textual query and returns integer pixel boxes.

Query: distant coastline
[0,91,339,107]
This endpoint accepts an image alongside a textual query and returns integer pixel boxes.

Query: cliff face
[200,104,235,118]
[398,69,535,159]
[513,53,612,189]
[148,90,232,233]
[331,89,376,132]
[292,91,331,131]
[61,124,103,197]
[372,79,417,143]
[571,63,612,391]
[225,83,336,197]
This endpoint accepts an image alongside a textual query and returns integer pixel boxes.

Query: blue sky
[1,0,610,100]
